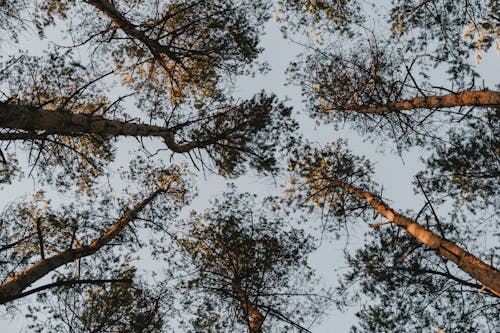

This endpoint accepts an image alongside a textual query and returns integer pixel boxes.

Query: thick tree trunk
[232,280,264,333]
[333,179,500,297]
[0,102,197,152]
[0,189,163,304]
[339,90,500,114]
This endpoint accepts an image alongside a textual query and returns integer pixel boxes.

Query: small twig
[65,229,81,249]
[0,234,35,253]
[414,202,429,222]
[35,218,45,260]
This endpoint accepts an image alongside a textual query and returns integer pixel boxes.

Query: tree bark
[232,280,264,333]
[6,279,131,302]
[0,102,199,153]
[0,189,164,304]
[339,90,500,114]
[332,179,500,297]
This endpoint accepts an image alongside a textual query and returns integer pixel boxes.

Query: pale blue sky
[0,2,498,332]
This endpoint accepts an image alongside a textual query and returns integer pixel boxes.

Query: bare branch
[9,278,132,302]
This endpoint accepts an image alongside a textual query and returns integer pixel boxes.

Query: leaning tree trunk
[0,189,164,304]
[332,179,500,297]
[338,90,500,114]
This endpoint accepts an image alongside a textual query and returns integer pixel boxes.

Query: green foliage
[34,0,76,31]
[1,50,108,112]
[0,1,498,332]
[276,0,363,37]
[283,0,497,82]
[283,0,499,149]
[0,1,321,331]
[175,189,330,332]
[0,153,20,187]
[286,140,375,234]
[0,1,299,199]
[0,163,190,293]
[0,0,27,42]
[284,139,499,330]
[337,225,499,332]
[0,50,116,193]
[390,0,499,66]
[286,40,437,148]
[33,0,272,104]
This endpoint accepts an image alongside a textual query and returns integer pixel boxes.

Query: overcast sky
[1,3,499,332]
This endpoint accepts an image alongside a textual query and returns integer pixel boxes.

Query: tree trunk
[0,189,163,304]
[232,280,264,333]
[333,179,500,297]
[0,102,198,152]
[339,90,500,114]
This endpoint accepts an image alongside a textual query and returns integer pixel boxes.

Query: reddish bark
[333,179,500,297]
[339,90,500,113]
[0,102,198,152]
[0,189,164,304]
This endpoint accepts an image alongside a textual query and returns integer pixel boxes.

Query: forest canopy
[0,1,498,332]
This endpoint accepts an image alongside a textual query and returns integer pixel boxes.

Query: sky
[0,2,499,332]
[194,19,426,333]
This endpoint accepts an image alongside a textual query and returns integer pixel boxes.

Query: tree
[0,0,297,309]
[287,141,500,291]
[0,164,189,304]
[417,108,499,211]
[173,190,330,333]
[286,140,499,331]
[278,1,500,330]
[339,227,499,333]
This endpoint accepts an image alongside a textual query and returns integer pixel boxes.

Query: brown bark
[332,179,500,297]
[7,279,131,302]
[0,189,164,304]
[232,280,264,333]
[0,102,199,153]
[339,90,500,114]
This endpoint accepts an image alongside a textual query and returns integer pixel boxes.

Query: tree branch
[330,179,500,297]
[0,234,35,253]
[35,218,45,260]
[337,90,500,114]
[0,102,209,153]
[0,189,164,304]
[83,0,181,62]
[8,278,132,302]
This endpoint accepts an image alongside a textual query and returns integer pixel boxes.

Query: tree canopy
[0,0,499,332]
